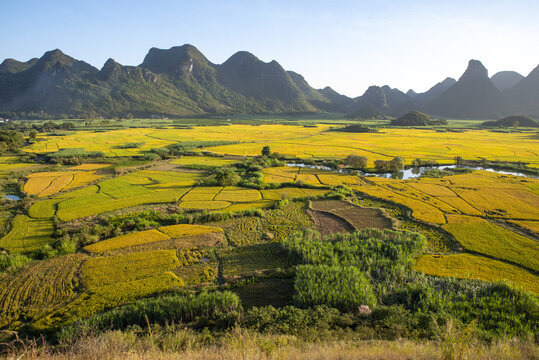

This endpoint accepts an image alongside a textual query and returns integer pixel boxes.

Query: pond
[4,195,21,201]
[287,163,537,180]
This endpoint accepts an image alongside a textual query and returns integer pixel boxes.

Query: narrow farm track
[489,219,539,242]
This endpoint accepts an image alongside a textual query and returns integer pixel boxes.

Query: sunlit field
[24,125,539,167]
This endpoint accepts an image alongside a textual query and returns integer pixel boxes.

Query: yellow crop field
[24,170,103,197]
[208,127,539,168]
[443,215,539,272]
[82,250,181,287]
[172,156,238,167]
[261,187,330,201]
[353,184,446,224]
[0,254,87,328]
[24,175,55,195]
[510,220,539,234]
[0,215,55,253]
[33,272,183,330]
[38,174,73,197]
[56,189,190,221]
[56,185,99,199]
[84,229,171,253]
[28,199,60,218]
[178,200,232,210]
[63,171,102,191]
[22,126,539,168]
[224,201,275,212]
[158,224,222,238]
[181,187,221,201]
[214,189,262,202]
[69,163,110,170]
[414,254,538,294]
[263,167,299,183]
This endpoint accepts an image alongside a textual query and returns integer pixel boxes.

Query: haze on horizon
[1,0,538,97]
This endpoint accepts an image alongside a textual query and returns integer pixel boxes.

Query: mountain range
[0,44,537,119]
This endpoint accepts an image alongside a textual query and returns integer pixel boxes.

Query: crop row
[0,254,87,328]
[0,215,55,253]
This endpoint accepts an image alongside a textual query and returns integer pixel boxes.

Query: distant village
[0,118,12,123]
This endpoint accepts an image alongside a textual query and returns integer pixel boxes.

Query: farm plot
[307,208,355,236]
[414,254,538,294]
[0,254,87,329]
[263,166,361,186]
[443,215,539,272]
[24,170,102,197]
[85,224,223,253]
[260,187,329,201]
[28,199,60,218]
[509,220,539,234]
[54,170,198,221]
[172,156,238,168]
[352,184,446,224]
[33,250,184,329]
[0,215,55,253]
[310,200,394,230]
[178,187,315,211]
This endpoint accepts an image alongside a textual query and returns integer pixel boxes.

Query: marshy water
[287,163,537,180]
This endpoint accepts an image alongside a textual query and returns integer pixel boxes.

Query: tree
[261,145,271,157]
[374,160,389,172]
[345,155,368,169]
[28,129,38,140]
[213,167,241,186]
[389,157,405,172]
[0,130,25,153]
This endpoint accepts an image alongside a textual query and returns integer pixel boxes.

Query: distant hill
[411,77,457,106]
[491,71,524,92]
[0,45,348,118]
[481,115,538,128]
[425,60,513,119]
[347,104,386,120]
[505,65,539,117]
[1,47,537,119]
[391,111,447,126]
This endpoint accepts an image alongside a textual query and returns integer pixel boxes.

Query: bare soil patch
[307,208,355,235]
[310,200,394,230]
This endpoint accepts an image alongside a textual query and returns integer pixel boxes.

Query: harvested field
[306,208,355,236]
[310,200,394,230]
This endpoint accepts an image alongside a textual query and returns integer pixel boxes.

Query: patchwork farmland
[0,120,537,349]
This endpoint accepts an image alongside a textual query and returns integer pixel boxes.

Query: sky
[1,0,538,97]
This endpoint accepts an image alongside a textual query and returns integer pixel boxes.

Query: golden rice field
[85,224,222,253]
[443,215,539,272]
[23,126,539,167]
[414,254,538,294]
[0,215,55,253]
[171,156,238,167]
[24,170,102,197]
[32,250,184,329]
[0,254,87,328]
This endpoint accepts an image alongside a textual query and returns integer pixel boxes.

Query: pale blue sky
[2,0,538,96]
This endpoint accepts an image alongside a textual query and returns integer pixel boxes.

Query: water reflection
[286,163,536,180]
